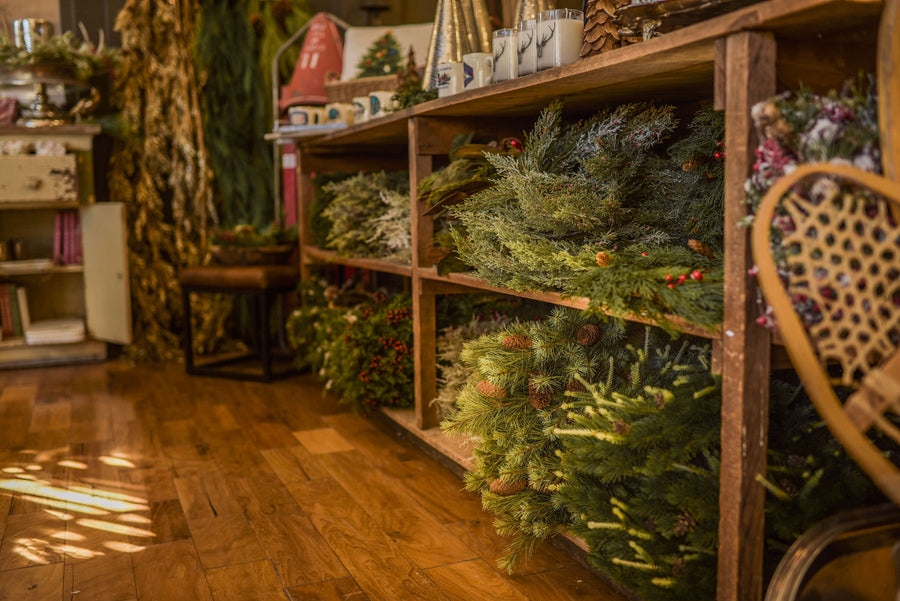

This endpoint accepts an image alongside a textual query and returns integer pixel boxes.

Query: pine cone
[576,324,601,346]
[581,0,635,58]
[529,389,552,410]
[476,379,507,399]
[672,558,686,577]
[688,238,715,259]
[595,251,612,267]
[489,478,527,495]
[613,419,630,434]
[567,380,587,393]
[674,511,698,536]
[502,334,532,350]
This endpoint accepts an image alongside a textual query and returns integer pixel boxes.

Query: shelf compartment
[0,339,106,369]
[419,268,719,340]
[302,245,413,277]
[0,261,83,277]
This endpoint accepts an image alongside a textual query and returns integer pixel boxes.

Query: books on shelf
[53,209,83,265]
[0,283,29,340]
[24,318,85,345]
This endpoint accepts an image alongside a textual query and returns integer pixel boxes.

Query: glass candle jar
[537,8,584,71]
[517,19,537,76]
[492,28,518,82]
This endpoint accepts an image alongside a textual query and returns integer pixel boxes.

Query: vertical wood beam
[410,117,439,429]
[717,31,776,601]
[295,149,314,282]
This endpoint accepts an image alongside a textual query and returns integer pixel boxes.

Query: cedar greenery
[320,171,411,262]
[449,102,726,331]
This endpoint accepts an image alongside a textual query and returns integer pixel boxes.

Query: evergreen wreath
[320,171,411,262]
[449,102,726,331]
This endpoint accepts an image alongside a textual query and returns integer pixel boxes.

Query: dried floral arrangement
[744,75,882,330]
[448,101,726,331]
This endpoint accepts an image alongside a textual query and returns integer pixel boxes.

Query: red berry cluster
[386,306,411,325]
[664,270,704,290]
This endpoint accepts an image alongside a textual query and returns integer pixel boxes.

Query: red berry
[664,274,673,282]
[640,252,648,256]
[756,316,767,325]
[667,283,676,290]
[691,270,703,281]
[677,274,687,284]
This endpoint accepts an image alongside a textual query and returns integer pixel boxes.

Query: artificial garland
[442,308,627,570]
[286,282,415,414]
[449,102,726,331]
[441,306,886,600]
[320,171,411,262]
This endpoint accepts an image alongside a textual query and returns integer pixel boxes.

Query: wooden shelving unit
[0,124,132,369]
[281,1,884,599]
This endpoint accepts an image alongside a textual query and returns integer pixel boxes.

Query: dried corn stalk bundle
[109,0,225,361]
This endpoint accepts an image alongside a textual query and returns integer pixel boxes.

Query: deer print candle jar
[517,19,537,76]
[492,28,518,82]
[537,8,584,71]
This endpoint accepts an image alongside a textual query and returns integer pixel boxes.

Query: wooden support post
[717,31,776,601]
[296,149,315,282]
[410,117,439,429]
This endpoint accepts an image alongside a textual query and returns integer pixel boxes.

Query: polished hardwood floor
[0,361,624,601]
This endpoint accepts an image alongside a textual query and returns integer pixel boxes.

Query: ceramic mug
[436,62,465,98]
[368,91,397,119]
[463,52,493,89]
[288,105,324,126]
[352,96,370,124]
[325,102,355,125]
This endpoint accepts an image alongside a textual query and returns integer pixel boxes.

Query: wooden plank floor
[0,361,625,601]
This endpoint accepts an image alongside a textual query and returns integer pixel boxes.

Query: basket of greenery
[209,224,298,265]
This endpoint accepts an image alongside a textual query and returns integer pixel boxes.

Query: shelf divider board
[717,30,776,601]
[410,117,439,430]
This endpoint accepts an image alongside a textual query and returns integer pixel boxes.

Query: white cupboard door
[81,203,133,345]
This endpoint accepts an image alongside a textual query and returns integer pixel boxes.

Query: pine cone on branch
[476,379,508,399]
[529,377,553,410]
[502,334,532,350]
[489,478,528,495]
[581,0,637,58]
[576,324,601,346]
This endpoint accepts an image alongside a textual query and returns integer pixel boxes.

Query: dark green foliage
[195,1,274,227]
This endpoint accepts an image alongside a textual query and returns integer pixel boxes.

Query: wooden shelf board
[0,263,82,277]
[0,201,81,211]
[419,268,718,339]
[303,109,411,151]
[302,245,413,277]
[0,124,101,136]
[0,339,106,369]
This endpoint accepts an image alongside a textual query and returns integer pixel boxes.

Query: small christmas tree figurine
[356,31,403,77]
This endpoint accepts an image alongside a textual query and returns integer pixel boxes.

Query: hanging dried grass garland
[109,0,229,362]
